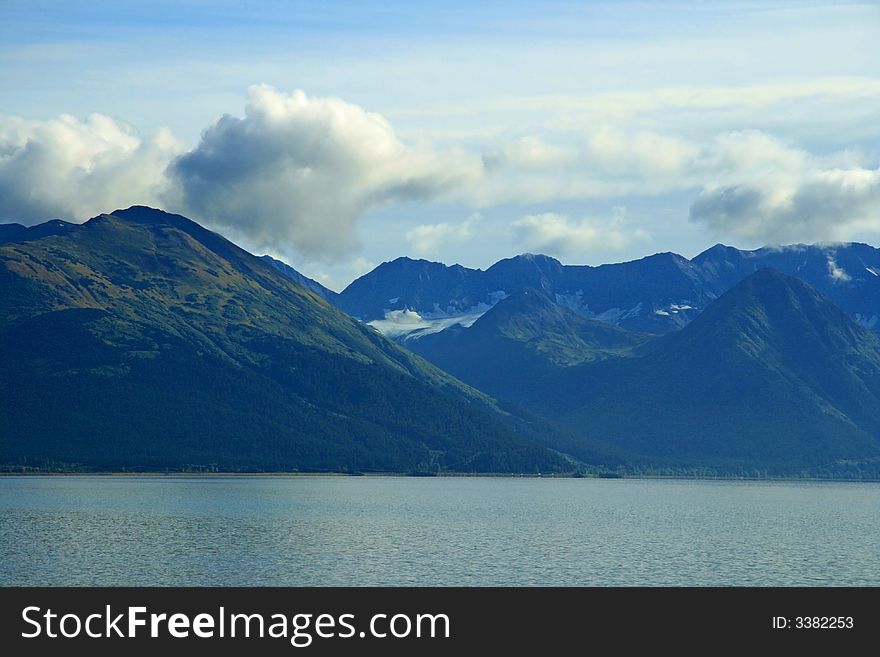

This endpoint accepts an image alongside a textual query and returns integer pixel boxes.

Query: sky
[1,1,879,290]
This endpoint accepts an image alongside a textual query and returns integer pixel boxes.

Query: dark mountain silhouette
[536,269,880,473]
[0,219,77,245]
[410,288,651,403]
[0,206,569,473]
[338,243,880,337]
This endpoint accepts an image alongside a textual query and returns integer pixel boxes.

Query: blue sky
[1,1,879,289]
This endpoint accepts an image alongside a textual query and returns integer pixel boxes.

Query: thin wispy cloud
[406,214,480,258]
[513,209,650,258]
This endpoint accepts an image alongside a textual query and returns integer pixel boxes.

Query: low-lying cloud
[689,164,880,244]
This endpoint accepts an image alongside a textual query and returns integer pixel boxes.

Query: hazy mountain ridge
[338,243,880,339]
[260,254,340,304]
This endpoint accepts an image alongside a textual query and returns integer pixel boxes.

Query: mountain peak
[515,252,560,264]
[375,256,468,274]
[471,287,572,335]
[491,253,562,269]
[471,287,559,332]
[714,267,825,309]
[539,265,880,472]
[469,287,646,349]
[109,205,197,228]
[2,206,569,474]
[640,250,691,267]
[692,242,740,261]
[668,267,878,361]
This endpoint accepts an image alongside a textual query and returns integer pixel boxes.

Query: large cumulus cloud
[0,114,180,224]
[165,85,477,259]
[2,86,877,261]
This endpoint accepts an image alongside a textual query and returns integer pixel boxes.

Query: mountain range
[408,270,880,475]
[4,206,880,476]
[0,207,568,473]
[329,244,880,339]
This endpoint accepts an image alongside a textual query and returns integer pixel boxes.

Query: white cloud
[397,77,880,126]
[702,131,809,177]
[512,208,649,258]
[2,85,877,269]
[475,128,845,211]
[827,256,852,282]
[585,127,699,177]
[689,133,880,244]
[0,113,181,224]
[470,131,693,208]
[349,257,377,279]
[483,136,574,171]
[406,213,479,256]
[287,255,377,294]
[165,84,479,260]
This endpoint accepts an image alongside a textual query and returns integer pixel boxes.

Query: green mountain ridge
[410,288,652,404]
[541,269,880,473]
[6,209,877,476]
[0,206,569,473]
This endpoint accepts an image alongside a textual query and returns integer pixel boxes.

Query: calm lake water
[1,475,878,586]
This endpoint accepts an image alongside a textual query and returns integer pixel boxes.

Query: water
[1,475,878,586]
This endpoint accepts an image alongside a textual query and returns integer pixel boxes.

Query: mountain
[336,252,711,336]
[0,206,570,473]
[0,219,77,245]
[534,269,880,474]
[338,243,880,340]
[692,242,880,330]
[338,256,489,319]
[409,288,651,404]
[260,254,339,304]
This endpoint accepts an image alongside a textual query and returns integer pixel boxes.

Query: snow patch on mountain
[554,291,649,325]
[827,257,851,282]
[655,303,696,317]
[368,307,489,342]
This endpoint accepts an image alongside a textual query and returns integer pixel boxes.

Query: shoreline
[1,471,878,483]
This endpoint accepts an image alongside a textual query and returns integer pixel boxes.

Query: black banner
[1,587,876,654]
